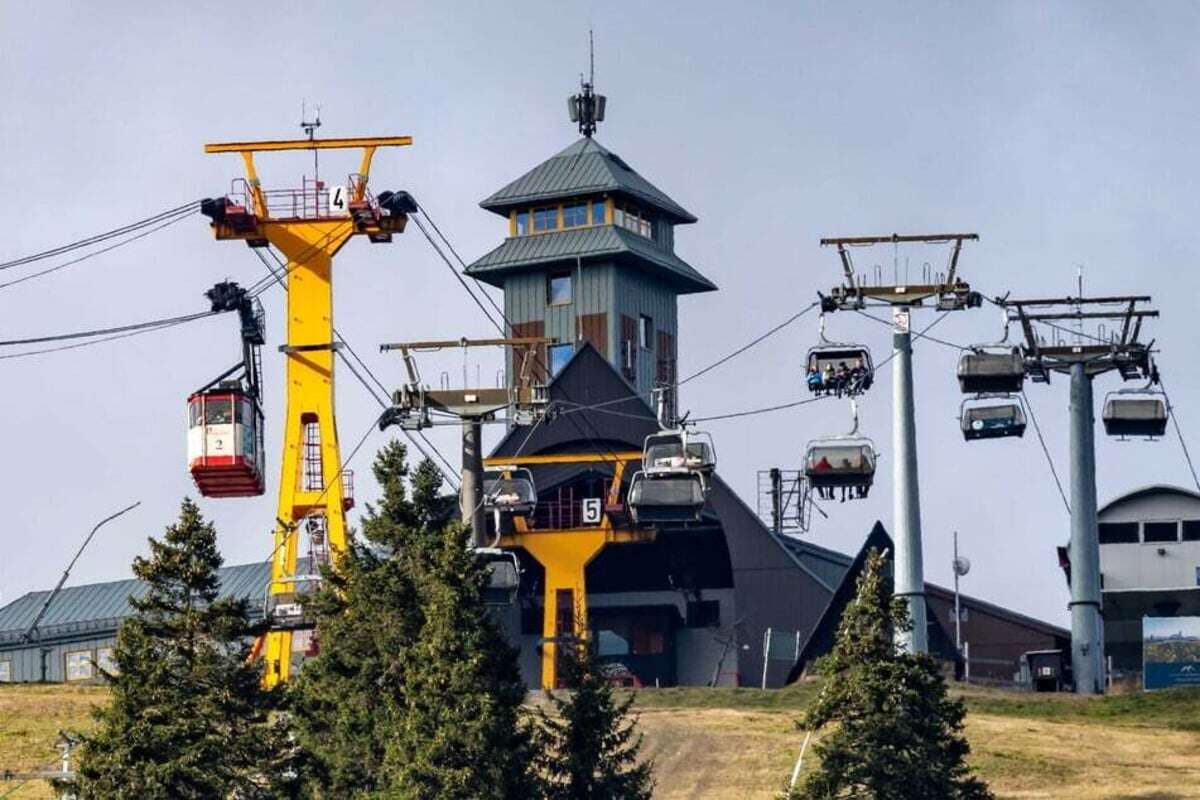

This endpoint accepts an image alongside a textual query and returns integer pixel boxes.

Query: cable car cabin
[957,348,1025,394]
[476,547,520,606]
[643,430,716,476]
[805,347,874,397]
[961,401,1027,441]
[483,467,537,517]
[1103,395,1168,438]
[187,384,265,497]
[804,443,877,489]
[627,472,706,525]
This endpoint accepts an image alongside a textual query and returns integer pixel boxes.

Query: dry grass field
[2,682,1199,798]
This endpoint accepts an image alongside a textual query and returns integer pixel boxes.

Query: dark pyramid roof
[480,138,697,224]
[465,224,717,294]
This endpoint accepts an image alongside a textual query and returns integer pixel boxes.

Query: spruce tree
[289,440,537,799]
[787,548,992,800]
[535,637,655,800]
[287,440,437,796]
[382,518,540,799]
[73,498,283,800]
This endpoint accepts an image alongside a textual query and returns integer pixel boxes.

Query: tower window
[549,343,574,375]
[592,202,605,225]
[516,211,529,236]
[534,207,558,232]
[548,273,572,306]
[563,204,588,227]
[639,315,653,350]
[613,204,654,239]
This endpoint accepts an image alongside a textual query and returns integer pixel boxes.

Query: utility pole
[461,417,487,547]
[819,233,981,654]
[1005,294,1159,694]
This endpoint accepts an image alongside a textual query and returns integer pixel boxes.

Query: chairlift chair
[803,399,877,499]
[627,471,707,525]
[959,395,1027,441]
[475,547,521,606]
[957,346,1025,394]
[483,466,537,517]
[805,315,874,397]
[641,429,716,476]
[1102,390,1168,439]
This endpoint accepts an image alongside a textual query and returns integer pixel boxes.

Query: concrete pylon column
[892,309,927,654]
[460,417,486,548]
[1068,362,1104,694]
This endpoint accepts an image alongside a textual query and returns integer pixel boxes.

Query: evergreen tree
[73,498,283,799]
[287,440,438,797]
[535,637,655,800]
[381,519,540,799]
[289,440,537,799]
[787,548,992,800]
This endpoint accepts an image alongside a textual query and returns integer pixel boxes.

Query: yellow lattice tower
[203,136,412,685]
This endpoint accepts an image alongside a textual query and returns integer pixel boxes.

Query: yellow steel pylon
[204,136,412,686]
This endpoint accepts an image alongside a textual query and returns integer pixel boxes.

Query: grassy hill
[3,683,1199,799]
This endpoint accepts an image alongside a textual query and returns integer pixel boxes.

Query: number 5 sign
[329,185,348,214]
[581,498,602,525]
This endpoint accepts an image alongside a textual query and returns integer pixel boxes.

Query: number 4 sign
[581,498,602,525]
[329,185,348,214]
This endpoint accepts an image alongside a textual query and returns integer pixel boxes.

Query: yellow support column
[263,221,355,685]
[205,135,411,687]
[504,522,653,690]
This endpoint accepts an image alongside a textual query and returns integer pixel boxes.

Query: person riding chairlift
[807,366,823,393]
[822,363,836,396]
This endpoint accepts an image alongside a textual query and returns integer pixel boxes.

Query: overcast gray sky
[2,1,1199,627]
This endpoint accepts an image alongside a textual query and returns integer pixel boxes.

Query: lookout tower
[465,79,716,413]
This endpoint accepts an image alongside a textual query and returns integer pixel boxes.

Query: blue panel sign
[1143,616,1200,691]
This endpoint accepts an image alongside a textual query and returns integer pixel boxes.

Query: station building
[1091,484,1200,677]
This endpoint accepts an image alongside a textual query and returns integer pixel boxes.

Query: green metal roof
[0,561,278,647]
[480,138,698,224]
[465,224,717,294]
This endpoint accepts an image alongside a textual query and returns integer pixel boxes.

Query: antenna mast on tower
[568,30,606,137]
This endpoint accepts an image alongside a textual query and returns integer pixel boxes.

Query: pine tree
[787,548,992,800]
[535,637,655,800]
[72,498,284,800]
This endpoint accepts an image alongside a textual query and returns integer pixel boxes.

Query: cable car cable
[1157,375,1200,493]
[0,200,199,271]
[0,207,198,291]
[251,245,463,490]
[1020,389,1071,514]
[678,301,820,386]
[0,316,205,361]
[0,309,221,347]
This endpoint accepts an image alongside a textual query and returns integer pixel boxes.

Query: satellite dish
[953,556,971,576]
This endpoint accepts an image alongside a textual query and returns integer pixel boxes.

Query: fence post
[964,640,971,683]
[761,627,772,690]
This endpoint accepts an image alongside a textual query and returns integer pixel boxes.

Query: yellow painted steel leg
[515,532,607,690]
[262,221,354,687]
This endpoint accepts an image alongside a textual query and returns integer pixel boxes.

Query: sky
[2,1,1199,628]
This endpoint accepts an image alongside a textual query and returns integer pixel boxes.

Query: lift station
[201,134,415,685]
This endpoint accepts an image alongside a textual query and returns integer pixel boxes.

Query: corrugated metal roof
[465,225,716,294]
[0,561,282,644]
[480,138,697,224]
